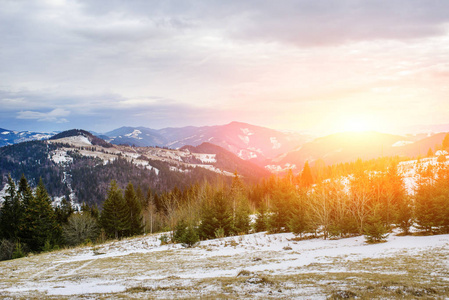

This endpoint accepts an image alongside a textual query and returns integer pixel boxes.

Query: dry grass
[1,233,448,299]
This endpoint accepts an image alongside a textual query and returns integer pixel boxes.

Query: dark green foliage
[181,226,199,247]
[254,201,268,232]
[55,196,74,225]
[364,205,389,243]
[21,178,61,252]
[100,180,130,239]
[0,175,24,240]
[199,190,233,239]
[173,220,199,248]
[124,182,143,236]
[268,184,295,233]
[288,191,310,236]
[12,242,26,259]
[81,202,100,220]
[0,141,69,197]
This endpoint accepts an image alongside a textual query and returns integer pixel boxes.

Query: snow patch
[435,150,448,156]
[193,153,216,163]
[1,131,10,135]
[392,140,413,147]
[238,135,250,145]
[125,129,143,139]
[50,150,74,164]
[270,137,281,149]
[240,128,254,136]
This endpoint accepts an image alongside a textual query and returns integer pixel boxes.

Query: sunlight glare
[339,115,374,133]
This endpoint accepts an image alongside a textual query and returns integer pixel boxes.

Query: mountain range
[102,121,311,164]
[0,128,56,147]
[0,129,269,206]
[1,122,448,175]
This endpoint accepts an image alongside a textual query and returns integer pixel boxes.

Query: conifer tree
[21,178,61,252]
[364,204,389,243]
[268,184,295,233]
[136,185,145,207]
[124,182,143,236]
[100,180,129,239]
[254,198,269,232]
[288,190,310,237]
[55,196,74,225]
[300,161,314,188]
[0,175,24,241]
[199,190,232,239]
[230,173,250,234]
[443,133,449,150]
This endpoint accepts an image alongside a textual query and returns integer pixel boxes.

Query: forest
[1,150,449,261]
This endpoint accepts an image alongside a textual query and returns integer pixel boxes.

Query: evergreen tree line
[0,175,71,260]
[2,158,449,260]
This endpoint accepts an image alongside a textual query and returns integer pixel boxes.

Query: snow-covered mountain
[104,122,312,164]
[0,128,56,147]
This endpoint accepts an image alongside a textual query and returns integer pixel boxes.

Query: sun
[339,115,374,133]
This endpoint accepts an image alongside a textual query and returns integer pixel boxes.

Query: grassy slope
[0,232,448,299]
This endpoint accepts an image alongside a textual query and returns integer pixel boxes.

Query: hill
[49,129,113,148]
[0,130,268,206]
[1,231,448,298]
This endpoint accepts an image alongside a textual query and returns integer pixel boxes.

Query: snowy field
[1,232,449,299]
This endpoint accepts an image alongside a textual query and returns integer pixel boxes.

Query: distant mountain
[390,132,448,157]
[180,142,270,179]
[0,128,56,147]
[104,122,311,164]
[0,129,269,206]
[49,129,112,148]
[269,132,411,173]
[269,131,449,174]
[104,126,165,147]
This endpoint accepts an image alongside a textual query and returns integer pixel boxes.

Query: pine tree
[100,180,129,239]
[300,161,314,188]
[427,147,434,157]
[254,199,268,232]
[268,183,295,233]
[0,175,24,241]
[364,204,389,243]
[230,173,250,235]
[124,182,143,236]
[199,190,232,239]
[21,178,61,252]
[55,196,74,225]
[443,133,449,150]
[288,191,310,237]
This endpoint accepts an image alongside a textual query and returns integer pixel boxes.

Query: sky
[1,0,449,135]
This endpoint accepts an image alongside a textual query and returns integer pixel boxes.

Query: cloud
[1,1,449,134]
[17,108,70,123]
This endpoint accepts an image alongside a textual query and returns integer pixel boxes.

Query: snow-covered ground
[1,232,448,299]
